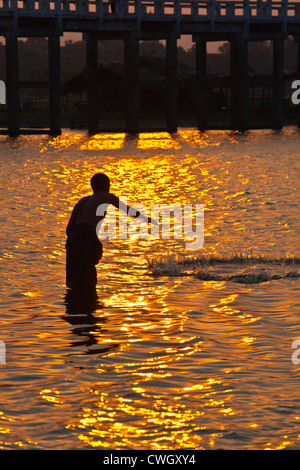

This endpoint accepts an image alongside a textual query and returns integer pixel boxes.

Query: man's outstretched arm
[109,193,157,225]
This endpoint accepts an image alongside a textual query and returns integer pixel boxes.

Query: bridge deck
[0,1,300,37]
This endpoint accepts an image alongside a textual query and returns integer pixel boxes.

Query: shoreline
[0,122,299,135]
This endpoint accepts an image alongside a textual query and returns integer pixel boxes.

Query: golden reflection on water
[80,133,126,150]
[66,372,239,449]
[1,129,300,450]
[63,291,249,450]
[39,133,85,151]
[137,132,181,149]
[39,129,222,152]
[40,389,62,405]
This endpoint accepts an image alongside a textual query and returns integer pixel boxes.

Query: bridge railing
[0,0,299,21]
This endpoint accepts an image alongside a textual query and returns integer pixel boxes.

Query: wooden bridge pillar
[86,33,99,135]
[297,41,300,129]
[5,35,20,137]
[124,38,140,134]
[166,38,178,133]
[195,38,208,130]
[48,35,61,135]
[272,37,285,130]
[230,35,249,130]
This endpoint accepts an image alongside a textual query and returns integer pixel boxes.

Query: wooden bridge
[1,0,299,26]
[1,0,300,135]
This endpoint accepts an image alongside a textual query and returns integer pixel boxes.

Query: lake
[0,127,299,450]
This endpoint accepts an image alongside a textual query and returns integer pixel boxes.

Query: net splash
[146,252,300,284]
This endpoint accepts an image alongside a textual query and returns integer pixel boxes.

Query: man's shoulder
[108,192,119,204]
[73,195,91,211]
[91,191,118,204]
[77,195,92,205]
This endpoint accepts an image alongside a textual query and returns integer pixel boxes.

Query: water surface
[0,128,299,450]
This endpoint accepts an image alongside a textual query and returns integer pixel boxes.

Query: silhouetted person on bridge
[66,173,153,292]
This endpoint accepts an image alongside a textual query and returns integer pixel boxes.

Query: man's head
[90,173,110,193]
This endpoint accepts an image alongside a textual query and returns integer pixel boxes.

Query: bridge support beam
[272,38,285,130]
[86,33,99,135]
[195,38,208,130]
[230,35,249,131]
[6,35,20,137]
[166,38,177,133]
[297,41,300,129]
[124,38,140,134]
[48,35,61,135]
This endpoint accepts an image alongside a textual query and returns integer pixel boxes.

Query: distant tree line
[0,36,297,84]
[0,36,297,122]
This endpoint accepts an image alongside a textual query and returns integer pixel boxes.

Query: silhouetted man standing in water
[66,173,151,292]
